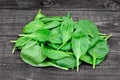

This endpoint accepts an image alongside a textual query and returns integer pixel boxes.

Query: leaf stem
[12,46,16,54]
[99,33,107,36]
[10,40,16,43]
[48,62,69,70]
[105,34,112,41]
[76,57,79,72]
[57,42,66,50]
[19,34,27,37]
[93,56,96,69]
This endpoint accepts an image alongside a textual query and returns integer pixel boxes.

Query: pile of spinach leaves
[11,10,112,72]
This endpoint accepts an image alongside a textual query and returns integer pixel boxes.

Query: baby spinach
[11,37,31,54]
[36,61,69,70]
[11,10,111,72]
[20,40,47,66]
[56,53,78,69]
[20,29,50,42]
[89,36,99,49]
[78,20,99,37]
[42,21,60,29]
[72,29,89,71]
[48,27,62,44]
[48,42,71,51]
[80,53,105,65]
[44,47,69,60]
[58,17,74,50]
[34,10,45,20]
[23,20,44,34]
[88,38,109,69]
[15,37,31,49]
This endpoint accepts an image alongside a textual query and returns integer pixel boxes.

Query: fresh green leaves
[58,17,74,50]
[88,38,109,69]
[15,37,31,48]
[44,48,69,60]
[42,21,60,29]
[34,10,45,20]
[56,53,80,69]
[11,10,111,72]
[78,20,99,37]
[20,29,50,42]
[80,53,105,65]
[48,27,62,44]
[20,40,47,66]
[23,20,44,34]
[72,29,89,71]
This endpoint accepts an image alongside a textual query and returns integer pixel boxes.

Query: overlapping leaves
[11,10,111,72]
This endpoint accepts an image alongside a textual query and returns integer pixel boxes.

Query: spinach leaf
[20,29,50,42]
[44,47,69,60]
[48,27,62,44]
[66,13,71,19]
[48,42,71,51]
[58,17,74,50]
[34,10,45,20]
[42,21,60,29]
[80,53,105,65]
[89,36,99,48]
[72,29,89,71]
[35,61,69,70]
[11,37,31,54]
[78,20,99,37]
[88,38,109,69]
[20,40,47,66]
[56,53,79,69]
[15,37,31,49]
[23,20,44,34]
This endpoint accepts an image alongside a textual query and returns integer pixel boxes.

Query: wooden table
[0,0,120,80]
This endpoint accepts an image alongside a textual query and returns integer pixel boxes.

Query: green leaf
[80,53,105,65]
[58,17,74,50]
[35,61,69,70]
[48,27,62,44]
[66,13,71,19]
[48,42,71,51]
[11,37,31,54]
[20,40,47,66]
[15,37,31,49]
[44,47,69,60]
[72,29,89,71]
[20,29,50,42]
[56,53,79,69]
[88,37,109,69]
[34,10,45,20]
[78,20,99,37]
[42,21,60,29]
[89,36,99,48]
[23,20,44,34]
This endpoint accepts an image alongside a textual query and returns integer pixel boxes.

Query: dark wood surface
[0,0,120,80]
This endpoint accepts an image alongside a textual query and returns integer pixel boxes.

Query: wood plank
[0,10,120,24]
[0,0,120,11]
[0,51,120,80]
[0,0,18,9]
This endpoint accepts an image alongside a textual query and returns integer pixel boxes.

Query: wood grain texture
[0,0,120,10]
[0,0,120,80]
